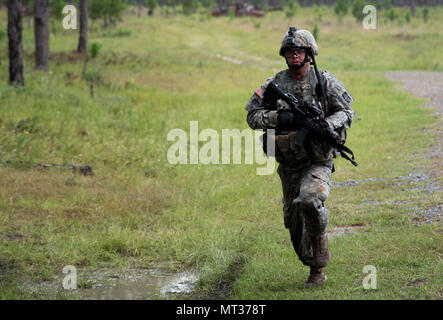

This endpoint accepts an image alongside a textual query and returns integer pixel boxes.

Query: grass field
[0,5,442,299]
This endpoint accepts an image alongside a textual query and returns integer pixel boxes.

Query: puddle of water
[27,266,198,300]
[160,272,198,297]
[78,269,198,300]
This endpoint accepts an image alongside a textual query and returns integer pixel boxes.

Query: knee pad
[298,197,329,234]
[299,197,323,215]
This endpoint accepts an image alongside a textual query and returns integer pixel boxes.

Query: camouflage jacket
[245,68,354,163]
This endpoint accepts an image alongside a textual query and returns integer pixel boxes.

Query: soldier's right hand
[325,127,342,143]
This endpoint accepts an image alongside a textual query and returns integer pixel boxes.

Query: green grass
[0,6,442,299]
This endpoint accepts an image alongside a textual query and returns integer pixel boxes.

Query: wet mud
[26,265,198,300]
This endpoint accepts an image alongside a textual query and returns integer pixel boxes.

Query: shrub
[182,0,197,15]
[312,23,319,41]
[335,0,348,16]
[352,0,366,22]
[422,7,429,23]
[387,7,397,22]
[285,0,298,19]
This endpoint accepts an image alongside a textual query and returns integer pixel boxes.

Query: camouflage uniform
[245,66,354,268]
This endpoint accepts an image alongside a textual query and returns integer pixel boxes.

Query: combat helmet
[279,27,318,57]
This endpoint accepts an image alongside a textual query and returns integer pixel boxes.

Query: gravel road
[385,71,443,179]
[385,71,443,224]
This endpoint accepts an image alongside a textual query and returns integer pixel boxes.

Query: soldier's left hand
[276,99,291,112]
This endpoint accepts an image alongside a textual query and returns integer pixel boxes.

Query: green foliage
[0,28,6,42]
[312,23,319,41]
[228,7,235,21]
[89,0,127,26]
[334,0,348,23]
[145,0,158,11]
[106,0,128,22]
[102,28,132,37]
[83,66,103,84]
[89,21,102,33]
[88,42,102,59]
[373,0,392,11]
[422,7,429,23]
[405,12,411,23]
[314,4,326,23]
[49,0,66,21]
[199,0,212,9]
[285,0,298,19]
[351,0,366,22]
[397,17,404,27]
[50,18,58,35]
[252,19,261,30]
[182,0,197,15]
[167,0,177,9]
[387,7,397,22]
[285,9,294,19]
[334,0,348,16]
[89,0,104,20]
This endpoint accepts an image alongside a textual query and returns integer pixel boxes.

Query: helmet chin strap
[286,54,311,70]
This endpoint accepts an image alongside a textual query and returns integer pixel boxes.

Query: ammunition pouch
[262,130,307,163]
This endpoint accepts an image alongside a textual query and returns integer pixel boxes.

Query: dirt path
[386,72,443,179]
[385,71,443,224]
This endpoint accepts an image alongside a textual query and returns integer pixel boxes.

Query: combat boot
[311,232,331,267]
[305,267,327,287]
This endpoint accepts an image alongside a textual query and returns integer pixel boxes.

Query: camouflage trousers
[277,160,333,267]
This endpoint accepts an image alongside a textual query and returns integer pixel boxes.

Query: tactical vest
[273,68,327,116]
[265,68,336,164]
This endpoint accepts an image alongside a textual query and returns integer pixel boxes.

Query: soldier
[245,27,354,287]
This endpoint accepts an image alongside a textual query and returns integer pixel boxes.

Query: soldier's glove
[325,126,342,143]
[276,99,291,112]
[277,111,294,127]
[323,119,342,143]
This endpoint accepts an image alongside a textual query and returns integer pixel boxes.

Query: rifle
[263,81,358,167]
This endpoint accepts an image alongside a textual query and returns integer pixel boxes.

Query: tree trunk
[410,2,416,17]
[138,0,142,17]
[34,0,49,71]
[7,0,24,85]
[78,0,88,53]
